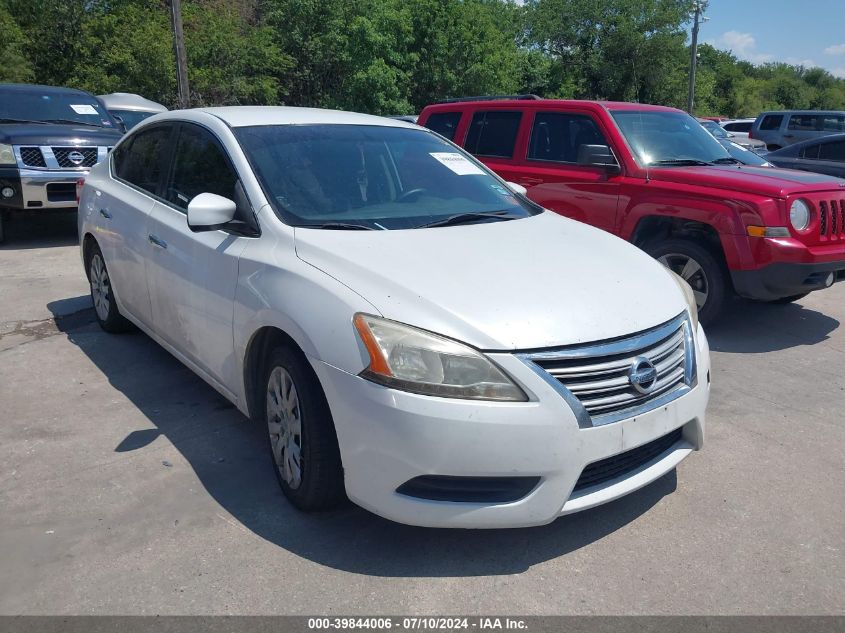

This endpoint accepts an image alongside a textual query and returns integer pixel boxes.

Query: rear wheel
[648,238,729,326]
[263,345,344,511]
[86,242,133,333]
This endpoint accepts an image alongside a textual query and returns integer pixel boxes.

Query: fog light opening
[1,186,14,199]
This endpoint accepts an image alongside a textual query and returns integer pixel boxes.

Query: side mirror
[112,114,127,133]
[187,193,237,232]
[506,181,528,196]
[577,144,620,173]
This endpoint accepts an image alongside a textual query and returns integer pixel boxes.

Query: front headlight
[353,314,527,401]
[789,199,810,231]
[669,271,699,331]
[0,144,15,166]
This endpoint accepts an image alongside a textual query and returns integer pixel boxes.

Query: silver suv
[751,110,845,151]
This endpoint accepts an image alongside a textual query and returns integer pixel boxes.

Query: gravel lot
[0,211,843,615]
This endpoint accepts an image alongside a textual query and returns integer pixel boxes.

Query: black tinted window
[724,121,751,133]
[801,143,820,160]
[424,112,462,141]
[114,126,171,195]
[788,114,819,131]
[821,115,845,132]
[759,115,783,131]
[818,141,845,161]
[165,124,237,211]
[465,111,522,158]
[528,112,608,163]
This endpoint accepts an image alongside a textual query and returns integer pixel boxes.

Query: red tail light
[748,130,753,139]
[75,178,85,204]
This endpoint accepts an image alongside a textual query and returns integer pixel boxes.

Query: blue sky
[700,0,845,78]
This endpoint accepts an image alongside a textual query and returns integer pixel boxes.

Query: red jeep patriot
[418,97,845,323]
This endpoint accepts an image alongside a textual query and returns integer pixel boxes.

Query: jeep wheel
[263,345,345,511]
[648,239,729,326]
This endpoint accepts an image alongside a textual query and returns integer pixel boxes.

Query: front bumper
[732,260,845,300]
[0,166,86,211]
[312,324,710,528]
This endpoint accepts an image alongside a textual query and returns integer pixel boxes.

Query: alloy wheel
[266,366,303,489]
[90,253,111,321]
[657,253,709,310]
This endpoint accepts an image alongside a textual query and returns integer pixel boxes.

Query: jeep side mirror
[187,193,237,232]
[577,144,620,174]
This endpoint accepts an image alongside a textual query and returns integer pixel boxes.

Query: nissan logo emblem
[628,356,658,394]
[67,150,85,165]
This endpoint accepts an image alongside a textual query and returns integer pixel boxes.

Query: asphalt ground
[0,211,842,615]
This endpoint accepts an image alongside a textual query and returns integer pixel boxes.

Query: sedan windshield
[0,89,117,128]
[234,124,539,230]
[700,120,729,139]
[109,109,156,130]
[611,111,732,166]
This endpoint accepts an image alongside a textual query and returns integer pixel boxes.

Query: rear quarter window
[759,115,784,131]
[464,111,522,158]
[423,112,462,141]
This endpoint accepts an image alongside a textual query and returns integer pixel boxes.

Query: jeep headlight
[353,314,526,401]
[0,144,15,166]
[669,271,699,331]
[789,199,810,231]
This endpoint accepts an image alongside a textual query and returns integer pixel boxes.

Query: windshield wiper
[42,118,106,128]
[649,159,713,166]
[417,211,515,229]
[0,118,49,125]
[296,222,378,230]
[710,157,742,164]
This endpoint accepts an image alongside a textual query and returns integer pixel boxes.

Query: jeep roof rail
[437,94,542,104]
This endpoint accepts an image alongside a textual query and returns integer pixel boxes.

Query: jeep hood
[294,211,687,350]
[648,164,845,198]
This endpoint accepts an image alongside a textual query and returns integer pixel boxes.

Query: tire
[647,238,729,326]
[85,242,133,333]
[768,293,809,304]
[262,345,345,511]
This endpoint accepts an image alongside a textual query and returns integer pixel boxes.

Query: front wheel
[647,238,729,326]
[263,346,345,511]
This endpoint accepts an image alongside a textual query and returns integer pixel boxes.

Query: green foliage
[2,0,845,117]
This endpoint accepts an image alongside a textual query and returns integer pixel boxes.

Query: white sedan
[78,107,710,528]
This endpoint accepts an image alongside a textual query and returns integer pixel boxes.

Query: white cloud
[824,44,845,55]
[831,67,845,78]
[710,30,774,64]
[784,56,817,68]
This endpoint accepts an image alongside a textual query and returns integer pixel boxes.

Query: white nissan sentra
[78,107,710,528]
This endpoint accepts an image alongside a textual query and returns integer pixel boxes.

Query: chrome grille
[19,147,46,167]
[519,313,696,427]
[52,147,98,168]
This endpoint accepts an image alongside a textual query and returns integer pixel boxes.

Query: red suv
[418,97,845,323]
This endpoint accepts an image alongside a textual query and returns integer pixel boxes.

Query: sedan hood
[649,164,845,197]
[294,212,686,350]
[0,123,122,146]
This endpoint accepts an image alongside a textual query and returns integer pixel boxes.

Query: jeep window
[235,124,538,230]
[0,88,117,128]
[113,125,172,196]
[424,112,462,141]
[611,110,732,166]
[464,111,522,158]
[165,124,238,211]
[759,115,784,131]
[528,113,608,164]
[818,140,845,162]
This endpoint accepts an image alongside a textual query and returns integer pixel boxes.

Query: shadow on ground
[0,211,79,250]
[705,296,839,353]
[48,296,678,578]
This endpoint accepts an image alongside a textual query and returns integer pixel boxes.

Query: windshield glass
[700,120,728,139]
[611,111,732,166]
[109,109,155,130]
[235,124,539,229]
[0,89,117,128]
[723,141,772,166]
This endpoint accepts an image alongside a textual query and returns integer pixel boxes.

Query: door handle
[148,234,167,249]
[98,208,112,219]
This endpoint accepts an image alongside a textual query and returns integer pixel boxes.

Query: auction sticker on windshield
[70,104,99,115]
[429,152,485,175]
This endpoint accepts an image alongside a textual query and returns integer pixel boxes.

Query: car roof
[98,92,167,113]
[167,106,418,129]
[0,83,97,96]
[422,98,683,114]
[758,110,845,116]
[768,132,845,154]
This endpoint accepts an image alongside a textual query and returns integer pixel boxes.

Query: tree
[0,3,33,83]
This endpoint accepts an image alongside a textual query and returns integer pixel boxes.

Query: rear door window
[464,111,522,158]
[787,114,820,131]
[528,112,608,164]
[165,123,238,211]
[818,141,845,162]
[801,143,820,160]
[113,125,173,196]
[759,115,784,131]
[423,112,462,141]
[821,115,845,132]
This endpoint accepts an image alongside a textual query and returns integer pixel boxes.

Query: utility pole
[687,1,707,114]
[168,0,190,109]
